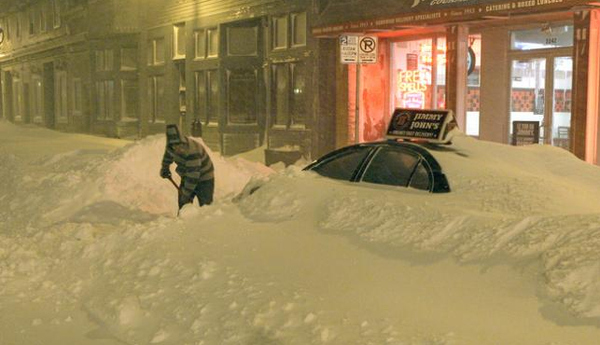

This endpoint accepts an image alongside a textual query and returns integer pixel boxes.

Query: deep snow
[2,120,600,345]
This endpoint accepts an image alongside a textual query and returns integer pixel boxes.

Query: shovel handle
[167,176,180,191]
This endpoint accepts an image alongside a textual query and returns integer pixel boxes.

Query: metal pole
[355,63,361,143]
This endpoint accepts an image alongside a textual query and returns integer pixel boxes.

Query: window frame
[291,12,307,47]
[148,38,165,66]
[120,78,139,121]
[173,22,186,60]
[272,15,288,50]
[71,77,83,117]
[148,75,165,123]
[120,47,138,71]
[195,69,219,125]
[95,79,114,121]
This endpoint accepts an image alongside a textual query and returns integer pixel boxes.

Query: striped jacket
[162,138,214,197]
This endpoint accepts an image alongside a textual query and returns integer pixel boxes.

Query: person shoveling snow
[160,124,215,210]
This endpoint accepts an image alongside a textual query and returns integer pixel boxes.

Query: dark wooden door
[219,18,265,155]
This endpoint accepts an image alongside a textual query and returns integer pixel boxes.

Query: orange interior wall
[347,39,391,144]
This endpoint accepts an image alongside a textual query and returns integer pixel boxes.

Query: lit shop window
[391,37,446,110]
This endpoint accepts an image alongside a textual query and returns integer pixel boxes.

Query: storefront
[313,0,600,164]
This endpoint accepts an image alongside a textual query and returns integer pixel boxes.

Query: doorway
[509,55,572,148]
[508,24,573,148]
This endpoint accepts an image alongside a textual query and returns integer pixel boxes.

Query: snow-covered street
[2,120,600,345]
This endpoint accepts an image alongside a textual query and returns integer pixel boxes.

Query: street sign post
[339,35,378,143]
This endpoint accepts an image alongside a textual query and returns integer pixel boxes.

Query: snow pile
[3,121,600,344]
[0,122,274,232]
[239,133,600,319]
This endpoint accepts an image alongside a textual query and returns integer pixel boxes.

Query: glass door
[509,55,573,147]
[551,56,572,150]
[510,58,547,144]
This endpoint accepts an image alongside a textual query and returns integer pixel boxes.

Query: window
[56,71,68,122]
[291,12,307,47]
[227,26,257,56]
[271,62,307,127]
[39,4,46,33]
[12,78,22,121]
[15,13,20,39]
[207,70,218,123]
[290,62,306,125]
[195,70,219,124]
[121,79,138,120]
[32,77,43,122]
[466,34,481,137]
[148,38,165,65]
[409,162,431,191]
[391,37,446,110]
[511,25,573,51]
[148,76,165,122]
[96,80,114,120]
[272,64,289,126]
[95,49,114,71]
[311,148,371,181]
[4,17,11,41]
[177,62,186,113]
[52,0,61,28]
[227,69,257,124]
[72,78,82,116]
[194,29,206,59]
[361,148,419,187]
[207,28,218,57]
[121,48,137,70]
[272,15,288,50]
[28,9,35,35]
[173,23,186,59]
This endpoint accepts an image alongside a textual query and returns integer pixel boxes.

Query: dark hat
[166,124,186,145]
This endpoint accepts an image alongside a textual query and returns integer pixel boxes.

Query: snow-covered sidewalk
[1,120,600,345]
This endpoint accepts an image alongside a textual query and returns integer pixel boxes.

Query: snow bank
[3,121,600,344]
[0,123,274,232]
[239,134,600,319]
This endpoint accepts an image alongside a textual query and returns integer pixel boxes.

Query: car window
[409,162,431,191]
[361,147,419,187]
[311,148,371,181]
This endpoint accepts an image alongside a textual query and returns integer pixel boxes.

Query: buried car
[303,140,451,193]
[303,108,455,193]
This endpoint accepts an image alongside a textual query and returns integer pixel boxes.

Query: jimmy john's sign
[386,108,455,143]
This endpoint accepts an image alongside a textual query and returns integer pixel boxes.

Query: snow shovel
[166,176,182,216]
[167,176,180,191]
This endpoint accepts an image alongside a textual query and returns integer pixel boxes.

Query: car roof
[307,140,446,173]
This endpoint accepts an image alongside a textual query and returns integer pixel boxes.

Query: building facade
[139,0,324,159]
[0,0,141,137]
[0,0,331,162]
[3,1,599,164]
[313,0,600,164]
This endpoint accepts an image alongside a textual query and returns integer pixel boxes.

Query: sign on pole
[340,35,359,64]
[340,35,378,64]
[358,36,378,64]
[339,34,379,143]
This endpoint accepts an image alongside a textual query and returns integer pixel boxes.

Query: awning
[313,0,595,36]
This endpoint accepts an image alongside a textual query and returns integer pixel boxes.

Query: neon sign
[398,69,428,109]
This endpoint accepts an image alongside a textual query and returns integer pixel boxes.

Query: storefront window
[466,34,481,137]
[391,37,446,111]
